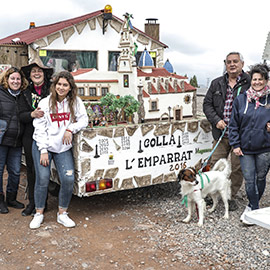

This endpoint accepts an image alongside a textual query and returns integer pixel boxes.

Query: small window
[78,87,84,96]
[101,87,109,96]
[108,51,120,71]
[89,87,96,96]
[151,101,157,110]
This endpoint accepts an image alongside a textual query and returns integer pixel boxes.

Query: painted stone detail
[109,20,122,33]
[171,122,186,134]
[47,32,61,45]
[97,128,113,138]
[75,21,87,34]
[134,175,151,187]
[114,127,125,137]
[152,174,164,184]
[137,34,149,45]
[61,27,75,44]
[154,123,170,136]
[82,129,96,140]
[151,41,161,50]
[200,119,212,133]
[113,139,121,151]
[187,121,198,133]
[164,172,176,182]
[126,125,139,136]
[81,139,93,152]
[141,124,154,136]
[88,19,96,30]
[94,169,104,179]
[104,167,119,179]
[81,160,91,177]
[34,39,47,48]
[121,178,134,189]
[114,178,120,190]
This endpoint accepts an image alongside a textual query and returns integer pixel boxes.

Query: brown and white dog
[178,158,231,226]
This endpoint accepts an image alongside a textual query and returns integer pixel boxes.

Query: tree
[190,75,198,87]
[100,93,140,124]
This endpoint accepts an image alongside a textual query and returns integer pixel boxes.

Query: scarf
[8,88,21,97]
[246,85,270,109]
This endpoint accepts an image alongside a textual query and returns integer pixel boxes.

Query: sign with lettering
[73,120,213,196]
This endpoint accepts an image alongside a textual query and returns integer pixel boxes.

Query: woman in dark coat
[0,67,28,214]
[19,62,53,216]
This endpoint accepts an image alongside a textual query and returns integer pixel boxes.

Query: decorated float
[0,5,213,196]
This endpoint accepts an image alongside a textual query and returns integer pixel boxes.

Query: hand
[31,107,44,118]
[267,122,270,133]
[40,153,49,167]
[216,120,227,130]
[62,130,72,145]
[233,147,244,156]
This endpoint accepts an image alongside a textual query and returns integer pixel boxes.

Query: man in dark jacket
[203,52,251,210]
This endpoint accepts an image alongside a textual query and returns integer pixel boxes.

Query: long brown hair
[49,71,78,121]
[0,67,28,90]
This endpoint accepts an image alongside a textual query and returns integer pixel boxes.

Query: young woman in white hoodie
[29,71,88,229]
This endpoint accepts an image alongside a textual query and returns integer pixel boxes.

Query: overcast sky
[1,0,269,86]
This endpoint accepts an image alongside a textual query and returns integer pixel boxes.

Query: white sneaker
[57,212,75,228]
[29,213,44,229]
[240,206,253,225]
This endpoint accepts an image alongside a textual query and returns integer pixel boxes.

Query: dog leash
[199,126,227,172]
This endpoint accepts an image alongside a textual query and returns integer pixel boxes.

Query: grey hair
[225,52,244,62]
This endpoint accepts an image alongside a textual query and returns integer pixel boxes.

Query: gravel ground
[132,181,270,270]
[1,95,269,270]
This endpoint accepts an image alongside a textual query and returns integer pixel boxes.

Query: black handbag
[0,102,15,144]
[0,119,8,143]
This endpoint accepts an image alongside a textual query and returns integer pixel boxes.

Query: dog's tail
[211,158,231,179]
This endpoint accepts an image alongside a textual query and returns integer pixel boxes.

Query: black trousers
[22,136,35,204]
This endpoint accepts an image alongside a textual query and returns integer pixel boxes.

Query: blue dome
[138,48,154,67]
[163,59,174,73]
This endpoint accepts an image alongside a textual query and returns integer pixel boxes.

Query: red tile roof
[143,90,150,97]
[176,84,183,93]
[0,10,103,45]
[71,68,93,76]
[0,11,168,48]
[137,68,187,79]
[159,84,167,94]
[168,84,175,93]
[184,81,196,91]
[151,84,158,94]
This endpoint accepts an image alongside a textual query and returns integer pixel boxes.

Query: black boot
[6,192,25,209]
[21,203,35,216]
[0,193,9,214]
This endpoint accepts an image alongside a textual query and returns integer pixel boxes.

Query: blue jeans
[32,140,75,209]
[0,145,22,193]
[240,152,270,210]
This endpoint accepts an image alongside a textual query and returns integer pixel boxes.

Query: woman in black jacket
[19,62,53,216]
[0,67,28,214]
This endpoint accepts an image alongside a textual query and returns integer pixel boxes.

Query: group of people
[0,52,269,229]
[0,62,88,229]
[204,52,270,225]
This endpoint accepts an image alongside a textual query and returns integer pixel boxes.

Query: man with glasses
[203,52,251,211]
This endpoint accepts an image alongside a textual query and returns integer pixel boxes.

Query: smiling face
[251,73,268,92]
[225,54,244,78]
[55,77,71,102]
[30,66,44,86]
[8,72,22,91]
